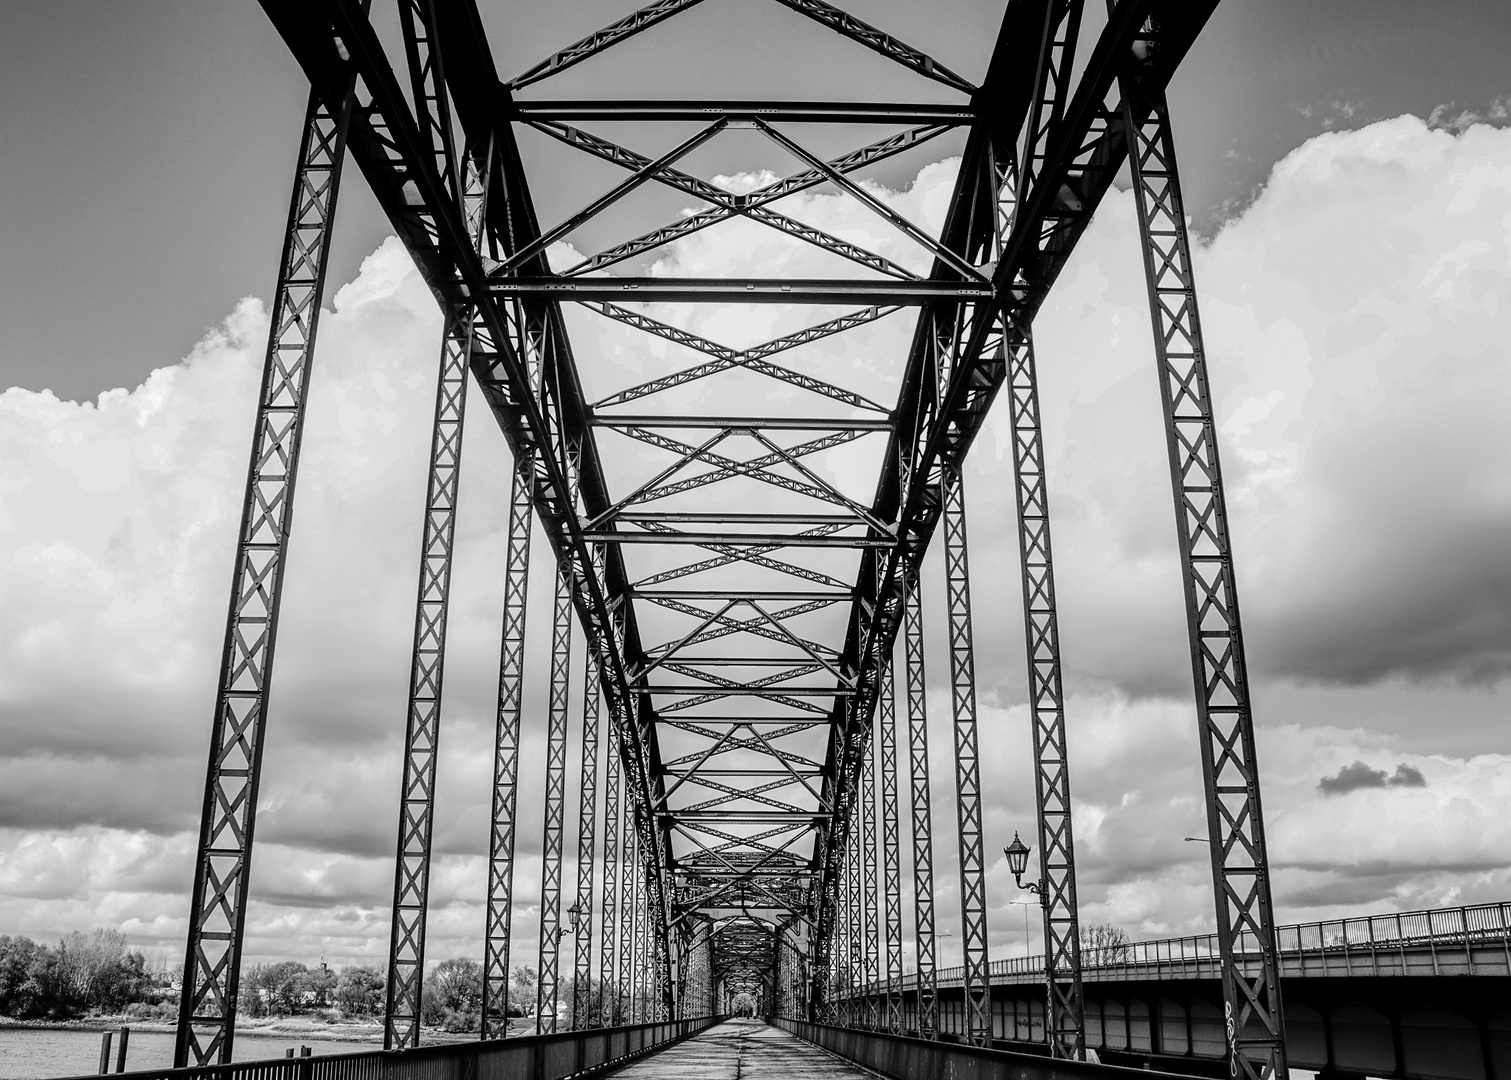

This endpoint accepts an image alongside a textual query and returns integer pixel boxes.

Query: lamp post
[1003,831,1047,907]
[1008,901,1036,959]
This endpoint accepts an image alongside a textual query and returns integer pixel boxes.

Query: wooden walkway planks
[606,1018,879,1079]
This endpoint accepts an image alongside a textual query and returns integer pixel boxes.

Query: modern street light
[1003,831,1047,907]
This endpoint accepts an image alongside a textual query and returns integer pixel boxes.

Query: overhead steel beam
[512,100,974,125]
[486,278,994,304]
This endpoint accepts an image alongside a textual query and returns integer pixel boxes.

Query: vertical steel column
[384,304,468,1052]
[598,706,621,1022]
[843,814,860,1024]
[176,85,353,1069]
[878,654,904,1033]
[384,140,492,1052]
[571,640,601,1028]
[861,718,880,1030]
[1004,319,1087,1058]
[481,453,534,1037]
[903,565,938,1038]
[999,3,1088,1056]
[632,836,648,1021]
[1122,78,1288,1080]
[617,767,635,1021]
[536,566,575,1033]
[941,459,992,1047]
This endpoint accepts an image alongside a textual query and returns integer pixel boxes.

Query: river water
[0,1027,377,1079]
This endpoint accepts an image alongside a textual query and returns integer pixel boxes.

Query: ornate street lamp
[565,901,584,932]
[1003,831,1047,907]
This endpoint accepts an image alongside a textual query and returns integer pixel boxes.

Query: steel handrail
[840,899,1511,997]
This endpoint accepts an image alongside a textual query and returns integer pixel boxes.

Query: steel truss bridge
[174,1,1294,1078]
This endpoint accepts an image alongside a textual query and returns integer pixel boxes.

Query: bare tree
[1079,923,1131,967]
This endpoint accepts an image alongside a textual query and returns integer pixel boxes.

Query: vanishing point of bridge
[142,3,1487,1080]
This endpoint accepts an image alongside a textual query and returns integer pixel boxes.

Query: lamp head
[1003,831,1031,879]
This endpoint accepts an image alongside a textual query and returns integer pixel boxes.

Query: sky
[1,1,1511,974]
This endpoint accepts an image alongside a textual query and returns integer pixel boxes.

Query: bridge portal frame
[178,4,1287,1078]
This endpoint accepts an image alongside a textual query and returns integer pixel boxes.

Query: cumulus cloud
[2,115,1511,966]
[1318,761,1428,795]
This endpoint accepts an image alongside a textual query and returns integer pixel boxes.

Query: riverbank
[0,1013,530,1044]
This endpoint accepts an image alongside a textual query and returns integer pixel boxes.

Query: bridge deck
[607,1018,873,1079]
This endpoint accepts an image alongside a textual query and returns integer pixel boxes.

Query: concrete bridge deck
[607,1018,874,1079]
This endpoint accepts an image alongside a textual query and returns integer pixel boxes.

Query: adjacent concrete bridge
[839,903,1511,1079]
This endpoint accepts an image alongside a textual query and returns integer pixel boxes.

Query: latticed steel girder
[212,2,1274,1074]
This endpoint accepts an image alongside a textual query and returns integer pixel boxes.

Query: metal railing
[58,1017,725,1080]
[774,1017,1184,1079]
[836,900,1511,998]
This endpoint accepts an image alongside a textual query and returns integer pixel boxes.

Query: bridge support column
[482,449,535,1037]
[878,655,904,1034]
[571,637,601,1029]
[616,764,635,1021]
[384,137,493,1052]
[939,457,992,1047]
[536,563,574,1034]
[176,83,354,1069]
[902,565,939,1039]
[1122,72,1288,1080]
[599,697,622,1022]
[861,697,880,1031]
[1001,317,1088,1061]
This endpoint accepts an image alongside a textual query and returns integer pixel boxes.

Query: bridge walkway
[606,1018,875,1079]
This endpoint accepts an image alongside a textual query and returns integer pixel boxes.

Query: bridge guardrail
[834,899,1511,997]
[774,1016,1189,1080]
[57,1016,725,1080]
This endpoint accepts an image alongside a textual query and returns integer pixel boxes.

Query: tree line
[0,929,651,1032]
[0,930,166,1019]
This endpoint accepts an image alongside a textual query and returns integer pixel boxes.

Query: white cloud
[2,115,1510,966]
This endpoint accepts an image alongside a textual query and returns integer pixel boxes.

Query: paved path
[605,1018,878,1078]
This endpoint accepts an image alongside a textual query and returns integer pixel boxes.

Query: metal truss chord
[536,564,575,1033]
[487,278,993,304]
[507,0,709,90]
[396,0,459,209]
[591,415,892,432]
[176,84,353,1069]
[515,101,973,125]
[769,0,975,93]
[1123,75,1288,1080]
[482,452,534,1037]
